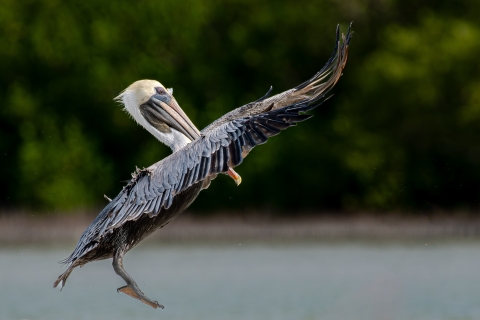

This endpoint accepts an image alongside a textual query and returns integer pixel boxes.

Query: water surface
[1,240,480,319]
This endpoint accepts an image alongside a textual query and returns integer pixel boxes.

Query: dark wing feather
[62,96,329,266]
[202,23,352,133]
[116,97,327,227]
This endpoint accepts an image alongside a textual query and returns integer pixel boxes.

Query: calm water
[1,240,480,320]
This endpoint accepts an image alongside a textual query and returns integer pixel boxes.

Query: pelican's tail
[53,264,76,290]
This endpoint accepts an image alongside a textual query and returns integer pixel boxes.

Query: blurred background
[1,0,479,213]
[1,0,480,319]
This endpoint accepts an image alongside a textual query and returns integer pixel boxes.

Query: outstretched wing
[107,97,326,230]
[64,95,333,265]
[202,23,352,133]
[62,24,352,265]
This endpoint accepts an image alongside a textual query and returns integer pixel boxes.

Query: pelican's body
[54,25,352,309]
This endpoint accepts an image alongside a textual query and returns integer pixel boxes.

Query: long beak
[150,97,201,141]
[147,95,242,186]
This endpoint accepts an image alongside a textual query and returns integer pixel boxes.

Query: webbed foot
[117,283,164,309]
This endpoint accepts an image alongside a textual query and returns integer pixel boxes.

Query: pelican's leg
[227,167,242,186]
[112,250,164,309]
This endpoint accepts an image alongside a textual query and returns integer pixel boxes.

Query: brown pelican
[53,24,352,309]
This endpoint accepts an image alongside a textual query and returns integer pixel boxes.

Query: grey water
[1,240,480,320]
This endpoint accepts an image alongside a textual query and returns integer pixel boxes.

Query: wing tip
[294,23,352,91]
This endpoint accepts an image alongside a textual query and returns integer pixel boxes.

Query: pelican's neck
[161,128,192,152]
[136,113,192,152]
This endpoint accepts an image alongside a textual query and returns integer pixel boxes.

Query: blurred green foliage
[1,0,479,212]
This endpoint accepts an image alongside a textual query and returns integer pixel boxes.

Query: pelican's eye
[155,87,167,95]
[152,87,172,104]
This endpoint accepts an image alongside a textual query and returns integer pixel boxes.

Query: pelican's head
[116,80,200,152]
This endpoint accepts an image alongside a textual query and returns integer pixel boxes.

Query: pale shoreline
[1,211,480,244]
